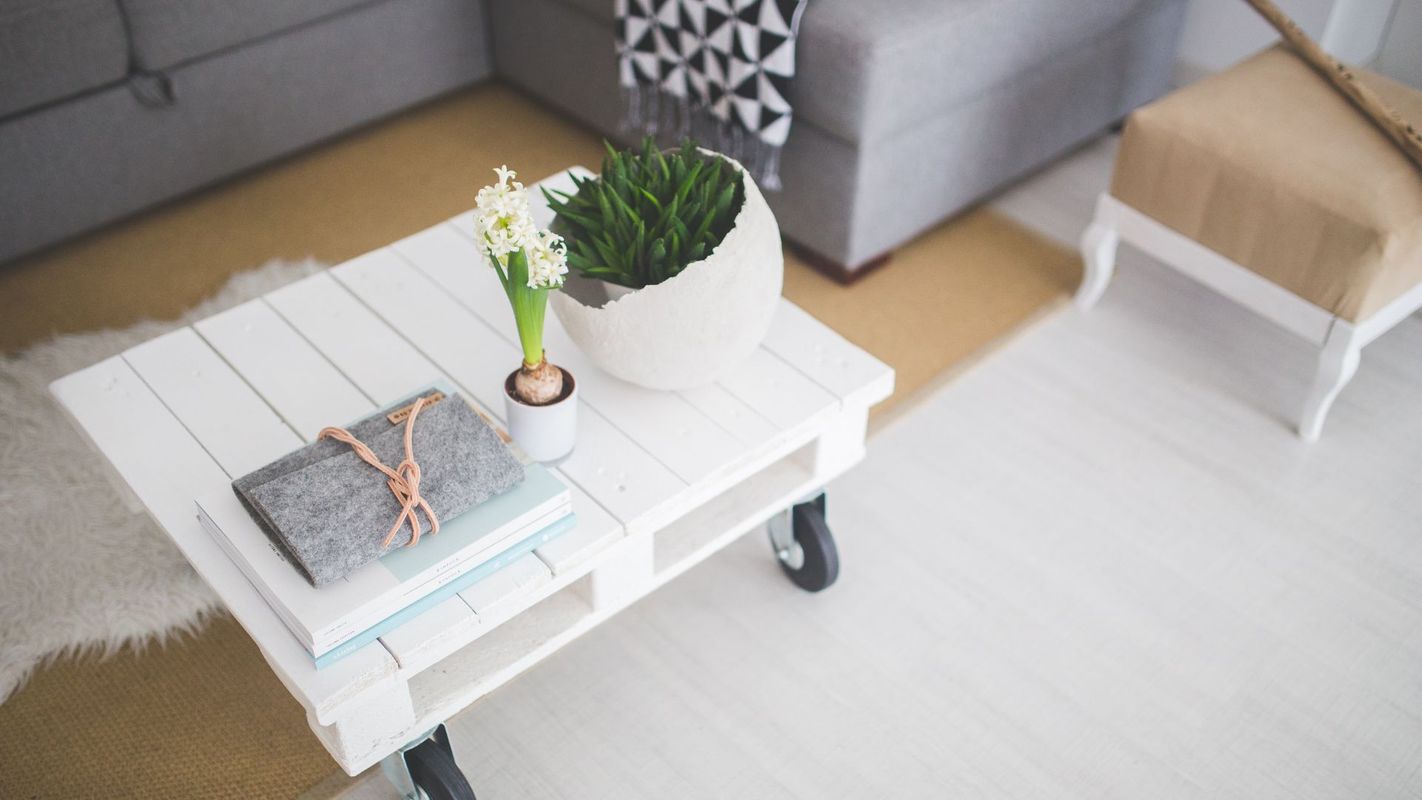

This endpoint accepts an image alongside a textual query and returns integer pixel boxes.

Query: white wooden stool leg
[1076,218,1119,311]
[1299,319,1361,442]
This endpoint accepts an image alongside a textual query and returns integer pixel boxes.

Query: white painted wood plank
[194,300,375,440]
[675,382,779,445]
[332,249,513,421]
[458,553,553,622]
[554,404,686,526]
[406,589,598,755]
[762,300,895,410]
[537,327,743,482]
[541,318,745,482]
[265,271,445,405]
[51,357,234,532]
[650,451,819,585]
[49,359,397,725]
[122,328,301,477]
[389,223,487,309]
[378,596,483,674]
[394,223,744,484]
[333,247,687,527]
[715,347,838,433]
[536,479,624,576]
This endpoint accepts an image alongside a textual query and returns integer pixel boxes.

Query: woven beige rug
[0,83,1076,799]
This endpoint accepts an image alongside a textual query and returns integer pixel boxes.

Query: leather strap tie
[319,396,440,549]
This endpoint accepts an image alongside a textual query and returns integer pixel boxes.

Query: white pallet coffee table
[50,169,893,797]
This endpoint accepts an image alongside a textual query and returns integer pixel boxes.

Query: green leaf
[548,137,744,289]
[637,187,663,214]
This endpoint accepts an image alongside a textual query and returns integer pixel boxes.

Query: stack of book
[195,385,575,668]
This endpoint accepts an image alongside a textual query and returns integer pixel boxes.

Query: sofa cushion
[120,0,375,71]
[0,0,129,119]
[552,0,1174,144]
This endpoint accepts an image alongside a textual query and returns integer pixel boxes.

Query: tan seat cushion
[1110,46,1422,322]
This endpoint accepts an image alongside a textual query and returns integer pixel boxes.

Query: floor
[343,139,1422,798]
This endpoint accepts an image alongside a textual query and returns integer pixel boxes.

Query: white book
[195,463,570,659]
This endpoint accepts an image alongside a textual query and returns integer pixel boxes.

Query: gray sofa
[0,0,493,264]
[1,0,1185,272]
[494,0,1188,275]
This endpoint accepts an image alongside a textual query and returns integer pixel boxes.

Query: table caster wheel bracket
[768,492,839,592]
[381,724,476,800]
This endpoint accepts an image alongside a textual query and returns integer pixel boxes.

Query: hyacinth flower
[473,166,570,405]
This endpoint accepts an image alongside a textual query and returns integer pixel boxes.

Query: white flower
[473,166,567,290]
[525,229,568,289]
[472,165,536,262]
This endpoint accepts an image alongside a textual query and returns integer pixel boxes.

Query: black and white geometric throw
[615,0,808,190]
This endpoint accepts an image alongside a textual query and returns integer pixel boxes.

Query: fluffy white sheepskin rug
[0,259,323,701]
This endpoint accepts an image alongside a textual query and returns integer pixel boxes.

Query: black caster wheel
[406,726,476,800]
[771,493,839,592]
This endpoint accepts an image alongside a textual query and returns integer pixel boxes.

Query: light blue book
[313,512,577,668]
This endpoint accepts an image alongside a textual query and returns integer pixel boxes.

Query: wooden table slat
[266,271,445,406]
[332,250,514,421]
[762,301,895,408]
[377,596,482,673]
[123,328,303,477]
[194,299,375,440]
[458,554,552,620]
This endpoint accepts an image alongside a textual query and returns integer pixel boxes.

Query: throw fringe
[618,85,787,191]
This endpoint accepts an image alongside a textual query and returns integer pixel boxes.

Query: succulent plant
[542,138,744,290]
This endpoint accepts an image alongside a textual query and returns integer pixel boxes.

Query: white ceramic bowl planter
[550,155,783,391]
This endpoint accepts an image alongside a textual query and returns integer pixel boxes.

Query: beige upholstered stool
[1078,46,1422,440]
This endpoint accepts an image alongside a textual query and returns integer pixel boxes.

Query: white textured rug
[0,259,321,701]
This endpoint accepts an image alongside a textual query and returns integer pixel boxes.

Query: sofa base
[789,242,894,285]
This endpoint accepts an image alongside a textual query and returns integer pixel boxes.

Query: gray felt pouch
[233,390,524,586]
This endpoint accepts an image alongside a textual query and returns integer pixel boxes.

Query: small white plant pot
[503,367,578,462]
[549,154,783,391]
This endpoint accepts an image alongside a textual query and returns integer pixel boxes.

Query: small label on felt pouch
[386,391,445,424]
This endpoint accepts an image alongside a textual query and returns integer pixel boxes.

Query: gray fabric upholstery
[525,0,1161,145]
[0,0,492,263]
[0,0,1183,268]
[493,0,1186,270]
[119,0,377,71]
[793,0,1161,145]
[0,0,128,118]
[818,0,1189,266]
